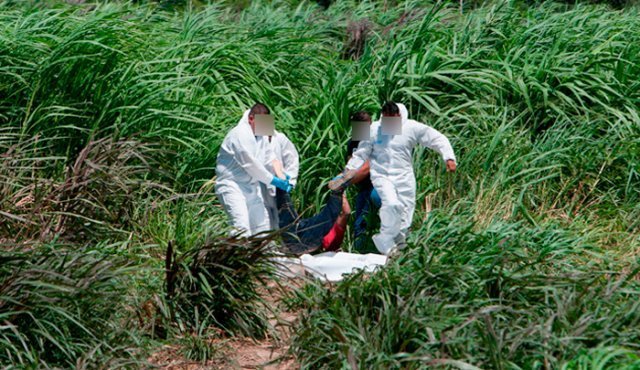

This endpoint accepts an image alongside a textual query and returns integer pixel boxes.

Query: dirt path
[149,278,303,369]
[213,285,300,370]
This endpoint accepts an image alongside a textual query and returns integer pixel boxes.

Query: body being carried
[339,102,457,255]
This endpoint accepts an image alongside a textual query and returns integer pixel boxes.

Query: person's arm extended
[415,122,457,170]
[346,158,370,185]
[345,139,372,171]
[272,159,286,180]
[233,134,276,185]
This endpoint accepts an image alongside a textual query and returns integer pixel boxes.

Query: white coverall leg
[371,177,403,254]
[217,183,270,237]
[397,174,416,234]
[371,174,416,254]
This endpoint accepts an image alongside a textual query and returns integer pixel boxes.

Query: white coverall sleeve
[415,122,456,163]
[233,135,275,185]
[345,139,373,170]
[280,136,300,186]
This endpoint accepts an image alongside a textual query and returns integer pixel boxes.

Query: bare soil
[148,278,304,369]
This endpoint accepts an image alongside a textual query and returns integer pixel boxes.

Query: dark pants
[276,189,342,255]
[353,187,381,252]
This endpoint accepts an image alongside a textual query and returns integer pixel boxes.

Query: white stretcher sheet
[275,252,387,282]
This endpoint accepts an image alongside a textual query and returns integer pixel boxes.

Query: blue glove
[271,176,293,193]
[285,174,295,189]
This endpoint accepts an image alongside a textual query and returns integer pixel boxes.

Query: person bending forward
[215,103,292,237]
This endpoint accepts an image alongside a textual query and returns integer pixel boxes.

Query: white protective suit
[215,109,276,237]
[261,131,300,229]
[346,103,456,254]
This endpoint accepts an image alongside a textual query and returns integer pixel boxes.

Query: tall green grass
[0,242,143,368]
[290,209,640,368]
[0,0,638,367]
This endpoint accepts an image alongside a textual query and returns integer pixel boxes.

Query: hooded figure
[344,102,456,255]
[261,130,300,229]
[215,106,291,237]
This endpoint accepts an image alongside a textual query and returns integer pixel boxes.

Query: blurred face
[253,114,275,136]
[381,113,402,135]
[351,118,372,141]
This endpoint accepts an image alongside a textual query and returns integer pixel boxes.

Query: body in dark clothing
[347,140,381,251]
[347,140,373,191]
[276,188,343,255]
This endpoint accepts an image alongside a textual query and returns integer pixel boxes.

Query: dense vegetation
[1,0,638,368]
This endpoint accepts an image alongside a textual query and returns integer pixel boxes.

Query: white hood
[397,102,408,124]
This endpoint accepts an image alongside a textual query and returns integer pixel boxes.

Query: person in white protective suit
[215,103,293,237]
[330,101,457,255]
[261,130,300,230]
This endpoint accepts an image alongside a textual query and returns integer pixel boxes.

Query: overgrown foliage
[0,135,157,242]
[290,210,640,368]
[0,0,638,367]
[0,243,141,368]
[164,234,280,339]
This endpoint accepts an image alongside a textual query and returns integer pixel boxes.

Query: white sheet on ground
[273,252,388,282]
[277,252,385,282]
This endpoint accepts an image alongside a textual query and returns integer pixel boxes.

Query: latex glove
[285,174,295,189]
[271,176,293,193]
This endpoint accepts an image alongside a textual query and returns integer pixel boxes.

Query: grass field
[1,0,639,368]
